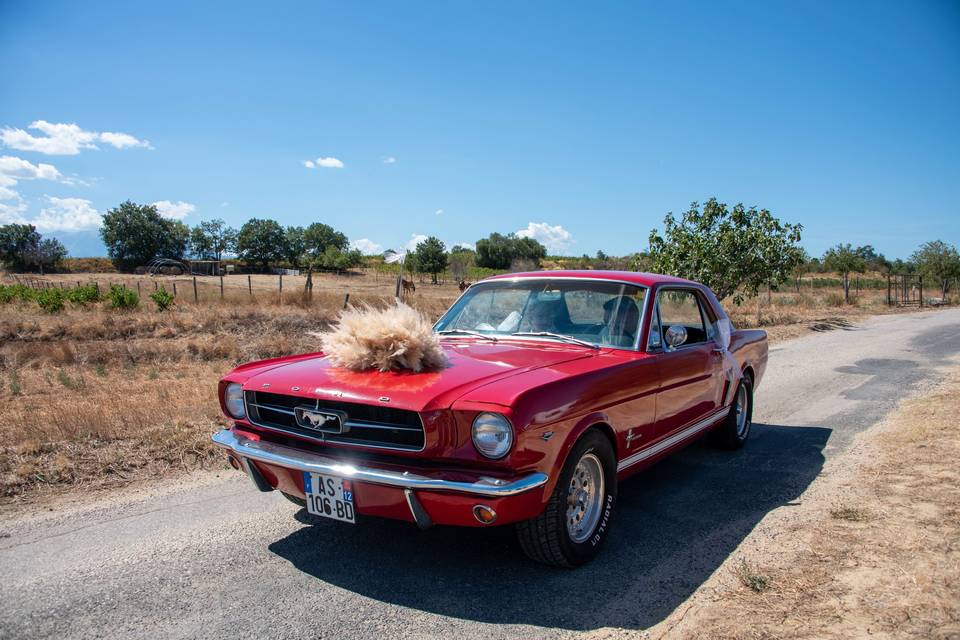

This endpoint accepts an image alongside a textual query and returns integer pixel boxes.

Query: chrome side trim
[213,429,549,498]
[617,406,729,472]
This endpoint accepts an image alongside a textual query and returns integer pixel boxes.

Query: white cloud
[352,238,383,254]
[32,197,102,232]
[315,156,344,168]
[220,201,229,207]
[0,120,150,155]
[98,131,151,149]
[435,208,444,216]
[303,157,344,169]
[152,200,196,220]
[405,233,428,252]
[516,221,574,252]
[382,156,397,164]
[0,185,17,200]
[0,155,61,182]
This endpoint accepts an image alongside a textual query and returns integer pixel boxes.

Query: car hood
[242,341,597,411]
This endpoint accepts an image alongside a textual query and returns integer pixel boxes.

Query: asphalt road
[3,309,959,640]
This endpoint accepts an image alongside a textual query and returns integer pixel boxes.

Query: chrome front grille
[244,390,425,452]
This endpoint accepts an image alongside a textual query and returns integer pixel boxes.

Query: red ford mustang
[213,270,767,566]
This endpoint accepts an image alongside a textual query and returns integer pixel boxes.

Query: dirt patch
[640,367,960,639]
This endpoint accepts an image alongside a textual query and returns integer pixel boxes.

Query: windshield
[435,279,647,349]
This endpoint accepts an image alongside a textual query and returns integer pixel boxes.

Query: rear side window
[656,289,712,346]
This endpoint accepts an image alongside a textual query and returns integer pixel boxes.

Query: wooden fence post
[193,276,198,303]
[279,274,283,303]
[220,276,224,299]
[173,281,178,298]
[343,293,350,309]
[248,275,252,297]
[137,281,141,296]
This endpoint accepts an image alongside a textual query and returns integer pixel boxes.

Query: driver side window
[656,289,709,346]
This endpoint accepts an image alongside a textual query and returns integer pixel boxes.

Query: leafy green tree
[285,226,307,266]
[414,236,448,284]
[0,224,42,271]
[449,246,475,281]
[307,246,363,271]
[235,218,288,271]
[911,240,960,298]
[190,219,236,260]
[0,224,67,273]
[23,237,67,274]
[822,243,866,303]
[303,223,349,258]
[648,199,804,304]
[475,233,547,269]
[100,201,189,271]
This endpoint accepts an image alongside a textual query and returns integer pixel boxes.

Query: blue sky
[1,1,958,259]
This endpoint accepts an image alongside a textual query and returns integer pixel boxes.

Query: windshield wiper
[436,329,498,342]
[510,332,600,349]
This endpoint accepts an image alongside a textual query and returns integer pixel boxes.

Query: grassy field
[0,269,930,506]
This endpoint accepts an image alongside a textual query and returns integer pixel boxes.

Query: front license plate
[303,472,356,524]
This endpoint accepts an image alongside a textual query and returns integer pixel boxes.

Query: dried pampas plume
[319,303,446,373]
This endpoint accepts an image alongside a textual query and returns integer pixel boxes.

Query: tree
[0,224,42,271]
[23,238,67,274]
[303,223,348,258]
[414,236,448,284]
[475,233,547,269]
[285,226,307,267]
[235,218,288,271]
[822,243,866,303]
[190,219,236,261]
[449,246,475,281]
[100,201,189,271]
[911,240,960,298]
[648,199,804,304]
[0,225,67,273]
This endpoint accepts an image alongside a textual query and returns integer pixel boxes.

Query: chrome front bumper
[211,429,549,498]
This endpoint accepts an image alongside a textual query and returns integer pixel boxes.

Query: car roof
[483,270,699,288]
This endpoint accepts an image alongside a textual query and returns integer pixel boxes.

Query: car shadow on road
[268,422,829,632]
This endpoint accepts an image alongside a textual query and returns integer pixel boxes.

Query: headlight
[472,412,514,459]
[224,382,246,419]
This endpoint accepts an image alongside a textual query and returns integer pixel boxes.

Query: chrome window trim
[433,276,651,353]
[243,392,427,453]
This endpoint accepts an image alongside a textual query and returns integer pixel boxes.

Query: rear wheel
[713,376,753,449]
[516,430,617,567]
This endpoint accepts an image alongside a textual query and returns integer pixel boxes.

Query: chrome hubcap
[566,452,605,543]
[735,385,749,437]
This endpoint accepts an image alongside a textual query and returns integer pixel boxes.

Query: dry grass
[660,370,960,639]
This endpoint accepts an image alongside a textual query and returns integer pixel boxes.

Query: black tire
[516,430,617,567]
[713,376,753,449]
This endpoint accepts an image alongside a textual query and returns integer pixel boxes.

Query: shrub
[65,283,102,306]
[107,284,139,310]
[0,284,37,304]
[149,286,175,312]
[36,288,65,313]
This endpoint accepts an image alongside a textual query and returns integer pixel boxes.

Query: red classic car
[213,270,767,566]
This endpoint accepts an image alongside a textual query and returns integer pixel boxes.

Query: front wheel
[516,430,617,567]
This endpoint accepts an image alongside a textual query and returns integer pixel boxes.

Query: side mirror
[664,325,688,349]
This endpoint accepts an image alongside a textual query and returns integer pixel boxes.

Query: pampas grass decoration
[320,303,446,373]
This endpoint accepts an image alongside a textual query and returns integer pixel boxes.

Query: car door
[649,287,722,440]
